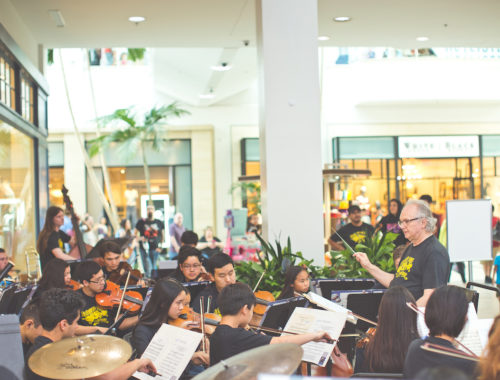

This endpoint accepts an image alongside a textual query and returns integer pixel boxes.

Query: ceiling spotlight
[318,36,330,41]
[333,16,351,22]
[416,36,429,42]
[211,62,232,71]
[129,16,146,24]
[48,10,65,28]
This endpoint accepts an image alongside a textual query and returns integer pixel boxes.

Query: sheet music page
[306,291,357,324]
[282,307,347,366]
[476,318,493,348]
[416,303,485,356]
[133,324,202,380]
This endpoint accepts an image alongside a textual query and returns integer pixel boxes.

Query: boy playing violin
[209,283,332,365]
[75,260,138,335]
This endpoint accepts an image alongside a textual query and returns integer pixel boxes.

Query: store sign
[398,136,479,158]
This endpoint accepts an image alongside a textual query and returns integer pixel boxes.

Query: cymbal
[193,343,303,380]
[28,334,132,379]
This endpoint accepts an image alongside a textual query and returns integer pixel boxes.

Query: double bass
[61,186,92,259]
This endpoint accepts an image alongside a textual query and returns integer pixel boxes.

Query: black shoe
[485,276,493,284]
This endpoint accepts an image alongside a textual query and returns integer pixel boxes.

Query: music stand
[258,297,308,334]
[313,278,376,299]
[0,285,17,314]
[182,281,211,300]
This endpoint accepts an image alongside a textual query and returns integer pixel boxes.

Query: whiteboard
[446,199,492,262]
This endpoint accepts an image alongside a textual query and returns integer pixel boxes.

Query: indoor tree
[87,104,190,204]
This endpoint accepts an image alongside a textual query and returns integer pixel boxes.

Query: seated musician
[36,206,75,268]
[24,288,155,380]
[403,285,477,379]
[209,282,332,365]
[277,266,310,300]
[32,258,72,299]
[354,286,418,374]
[19,301,43,356]
[131,278,209,367]
[75,261,138,335]
[192,253,236,315]
[97,240,144,286]
[181,230,199,248]
[168,246,206,283]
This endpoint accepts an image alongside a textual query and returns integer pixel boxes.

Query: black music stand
[0,285,17,314]
[313,278,376,299]
[258,296,308,334]
[183,281,211,301]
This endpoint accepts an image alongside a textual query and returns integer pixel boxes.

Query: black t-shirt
[198,236,222,259]
[25,335,53,380]
[377,214,408,247]
[330,223,375,250]
[209,324,272,365]
[403,336,477,379]
[131,323,159,357]
[76,288,116,328]
[136,218,164,250]
[390,235,450,301]
[41,230,70,269]
[192,283,219,315]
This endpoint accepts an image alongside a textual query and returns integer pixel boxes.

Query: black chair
[351,372,404,378]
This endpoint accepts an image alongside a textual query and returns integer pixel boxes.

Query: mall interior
[1,2,500,274]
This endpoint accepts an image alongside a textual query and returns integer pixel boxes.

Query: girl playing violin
[131,279,209,367]
[354,286,418,374]
[168,246,207,283]
[32,258,76,300]
[277,266,310,300]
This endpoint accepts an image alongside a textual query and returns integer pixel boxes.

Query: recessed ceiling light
[333,16,351,22]
[199,92,215,100]
[416,36,429,42]
[128,16,146,23]
[211,63,232,72]
[48,10,65,28]
[318,36,330,41]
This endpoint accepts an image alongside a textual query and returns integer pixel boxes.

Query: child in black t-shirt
[209,283,332,366]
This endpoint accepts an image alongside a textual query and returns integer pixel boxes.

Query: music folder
[258,296,308,334]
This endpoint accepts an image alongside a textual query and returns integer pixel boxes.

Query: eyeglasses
[182,264,202,270]
[398,217,422,227]
[89,277,106,284]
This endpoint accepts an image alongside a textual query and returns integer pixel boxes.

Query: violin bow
[295,291,378,327]
[421,342,479,362]
[405,302,478,358]
[115,271,132,323]
[253,270,266,292]
[200,297,207,353]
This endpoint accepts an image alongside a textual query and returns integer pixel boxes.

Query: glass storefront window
[0,121,35,270]
[21,77,34,124]
[48,167,65,207]
[483,156,500,212]
[0,56,16,111]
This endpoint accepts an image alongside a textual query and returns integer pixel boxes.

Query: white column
[256,0,324,264]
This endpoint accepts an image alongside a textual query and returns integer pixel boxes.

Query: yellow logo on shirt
[81,306,110,326]
[395,256,414,280]
[349,231,368,244]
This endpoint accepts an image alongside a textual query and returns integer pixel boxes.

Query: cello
[61,186,92,259]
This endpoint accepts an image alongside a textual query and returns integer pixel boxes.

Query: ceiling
[9,0,500,48]
[9,0,500,107]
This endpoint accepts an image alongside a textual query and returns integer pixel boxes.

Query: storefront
[333,135,500,220]
[0,24,49,270]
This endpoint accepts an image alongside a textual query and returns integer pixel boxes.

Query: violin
[169,305,221,335]
[107,262,143,286]
[67,279,82,291]
[355,327,377,349]
[95,280,144,313]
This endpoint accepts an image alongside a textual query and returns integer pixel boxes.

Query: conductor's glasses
[398,217,422,227]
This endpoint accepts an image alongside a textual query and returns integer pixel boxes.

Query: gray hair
[404,199,437,233]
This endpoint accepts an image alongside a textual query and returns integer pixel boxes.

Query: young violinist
[192,253,236,315]
[209,282,332,366]
[354,286,419,374]
[403,285,477,379]
[131,278,209,366]
[277,266,310,300]
[31,258,75,301]
[75,260,138,335]
[36,206,75,269]
[168,246,206,283]
[24,288,155,380]
[98,240,144,286]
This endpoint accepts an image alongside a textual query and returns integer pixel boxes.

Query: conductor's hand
[353,252,371,269]
[312,331,333,343]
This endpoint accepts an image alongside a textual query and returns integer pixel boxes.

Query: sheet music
[133,324,202,380]
[306,291,357,324]
[282,307,347,366]
[416,303,485,356]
